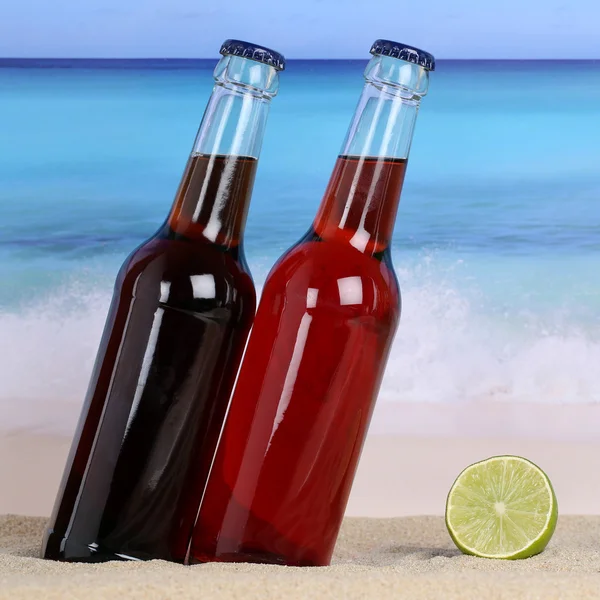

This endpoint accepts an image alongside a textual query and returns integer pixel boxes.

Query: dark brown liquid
[168,153,257,247]
[42,154,257,562]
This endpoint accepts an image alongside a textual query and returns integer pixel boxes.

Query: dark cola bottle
[42,40,285,563]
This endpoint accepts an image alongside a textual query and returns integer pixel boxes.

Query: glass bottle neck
[313,57,428,255]
[341,85,419,157]
[167,56,278,248]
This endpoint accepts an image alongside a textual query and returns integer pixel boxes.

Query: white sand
[1,514,600,599]
[2,402,600,598]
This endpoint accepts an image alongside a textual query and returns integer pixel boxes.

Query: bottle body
[190,228,399,566]
[43,156,256,562]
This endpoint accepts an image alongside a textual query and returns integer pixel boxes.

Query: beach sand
[2,402,600,598]
[2,514,600,599]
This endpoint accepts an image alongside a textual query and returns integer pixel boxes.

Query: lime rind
[445,455,558,560]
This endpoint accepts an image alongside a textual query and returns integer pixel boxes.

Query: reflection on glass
[190,274,216,300]
[337,276,363,306]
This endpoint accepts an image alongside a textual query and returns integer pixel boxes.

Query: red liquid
[190,156,405,566]
[43,154,256,562]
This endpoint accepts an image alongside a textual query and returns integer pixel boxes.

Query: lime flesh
[445,455,558,559]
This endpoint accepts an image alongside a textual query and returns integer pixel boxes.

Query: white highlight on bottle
[190,274,216,300]
[159,281,171,303]
[306,287,319,309]
[337,276,363,306]
[268,312,313,447]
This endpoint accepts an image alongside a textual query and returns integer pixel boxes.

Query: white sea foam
[1,260,599,435]
[383,264,600,406]
[0,286,110,434]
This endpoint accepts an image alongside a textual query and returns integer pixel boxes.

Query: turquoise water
[1,59,599,431]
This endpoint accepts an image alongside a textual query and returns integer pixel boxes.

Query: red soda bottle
[189,40,434,566]
[42,40,285,562]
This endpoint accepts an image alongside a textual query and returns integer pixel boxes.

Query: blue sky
[1,0,598,59]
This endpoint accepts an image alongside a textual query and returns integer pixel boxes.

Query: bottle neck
[167,56,278,248]
[313,56,428,255]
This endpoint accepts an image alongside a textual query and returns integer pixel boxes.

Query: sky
[1,0,598,59]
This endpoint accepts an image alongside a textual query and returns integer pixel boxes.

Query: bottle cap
[370,39,435,71]
[220,39,286,71]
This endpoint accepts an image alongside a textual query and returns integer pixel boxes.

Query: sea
[1,59,599,435]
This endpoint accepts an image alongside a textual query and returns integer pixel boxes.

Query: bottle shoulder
[263,239,400,320]
[115,236,255,312]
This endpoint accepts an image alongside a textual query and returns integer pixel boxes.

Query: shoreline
[2,401,600,517]
[368,401,600,441]
[3,399,600,441]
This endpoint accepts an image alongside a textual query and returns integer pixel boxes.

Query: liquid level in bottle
[168,153,257,247]
[189,155,403,567]
[314,155,407,254]
[43,154,256,562]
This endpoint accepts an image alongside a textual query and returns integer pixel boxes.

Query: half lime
[445,455,558,559]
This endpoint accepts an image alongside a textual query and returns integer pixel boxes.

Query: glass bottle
[42,40,285,562]
[189,40,434,567]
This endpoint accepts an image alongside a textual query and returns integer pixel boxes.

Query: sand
[1,514,600,599]
[3,402,600,598]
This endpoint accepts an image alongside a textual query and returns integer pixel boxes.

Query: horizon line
[1,56,599,62]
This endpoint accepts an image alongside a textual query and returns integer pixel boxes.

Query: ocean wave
[383,264,600,405]
[1,259,599,435]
